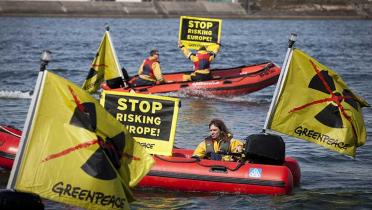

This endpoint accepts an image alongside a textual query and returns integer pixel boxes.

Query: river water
[0,17,372,209]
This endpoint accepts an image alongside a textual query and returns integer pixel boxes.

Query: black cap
[199,46,206,51]
[150,49,159,56]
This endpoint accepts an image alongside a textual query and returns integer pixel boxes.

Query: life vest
[205,137,231,161]
[142,59,156,80]
[193,52,211,70]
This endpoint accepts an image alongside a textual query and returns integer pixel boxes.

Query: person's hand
[178,40,184,48]
[234,145,243,153]
[191,155,201,161]
[156,80,165,85]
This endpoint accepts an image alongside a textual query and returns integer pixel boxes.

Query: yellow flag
[82,31,122,93]
[268,49,369,157]
[14,71,154,209]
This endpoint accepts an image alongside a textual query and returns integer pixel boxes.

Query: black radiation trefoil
[308,71,343,128]
[84,53,100,80]
[289,60,360,134]
[68,86,126,180]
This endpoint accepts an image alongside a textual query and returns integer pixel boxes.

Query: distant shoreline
[0,14,369,20]
[0,1,371,19]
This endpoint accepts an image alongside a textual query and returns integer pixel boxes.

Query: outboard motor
[106,67,131,88]
[244,133,285,165]
[106,77,125,89]
[0,189,44,210]
[121,67,130,82]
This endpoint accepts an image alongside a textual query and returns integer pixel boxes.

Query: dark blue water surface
[1,17,372,209]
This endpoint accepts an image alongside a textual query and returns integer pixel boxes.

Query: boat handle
[138,88,148,92]
[209,166,228,173]
[180,84,189,88]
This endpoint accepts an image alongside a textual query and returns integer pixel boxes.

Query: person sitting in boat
[178,40,220,81]
[132,49,166,87]
[192,118,243,161]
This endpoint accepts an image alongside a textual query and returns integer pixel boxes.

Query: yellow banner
[14,71,154,209]
[82,31,122,93]
[101,91,180,156]
[179,16,222,50]
[268,49,369,157]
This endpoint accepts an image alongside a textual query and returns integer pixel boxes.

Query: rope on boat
[222,62,275,82]
[154,154,200,163]
[154,154,246,172]
[196,161,245,172]
[0,125,21,138]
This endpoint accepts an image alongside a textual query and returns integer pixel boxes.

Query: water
[1,17,372,209]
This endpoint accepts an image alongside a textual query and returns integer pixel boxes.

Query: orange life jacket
[193,52,211,71]
[142,58,156,79]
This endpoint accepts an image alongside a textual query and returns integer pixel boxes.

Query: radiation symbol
[84,52,102,80]
[308,70,344,128]
[290,60,359,129]
[85,67,97,80]
[69,100,126,180]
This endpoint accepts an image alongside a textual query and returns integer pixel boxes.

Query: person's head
[150,49,159,59]
[198,46,207,51]
[208,118,230,140]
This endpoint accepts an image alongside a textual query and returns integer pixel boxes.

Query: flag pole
[105,25,128,88]
[7,50,51,189]
[263,33,297,132]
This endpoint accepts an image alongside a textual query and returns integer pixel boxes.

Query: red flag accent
[42,139,98,162]
[289,59,357,140]
[68,86,85,113]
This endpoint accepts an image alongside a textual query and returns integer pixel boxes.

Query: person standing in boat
[132,49,166,87]
[192,119,243,161]
[178,40,220,81]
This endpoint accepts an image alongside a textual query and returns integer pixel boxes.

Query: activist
[192,118,243,161]
[133,49,166,87]
[178,40,220,81]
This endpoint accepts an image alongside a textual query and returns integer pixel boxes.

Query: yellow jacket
[180,44,220,74]
[193,138,243,161]
[137,57,165,83]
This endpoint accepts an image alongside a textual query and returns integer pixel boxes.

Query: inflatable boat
[0,126,300,195]
[0,125,20,170]
[139,134,300,195]
[140,149,300,195]
[104,62,280,96]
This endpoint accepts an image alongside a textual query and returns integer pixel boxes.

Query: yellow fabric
[180,44,220,65]
[14,71,154,210]
[182,74,191,81]
[137,57,164,83]
[268,49,369,157]
[193,69,210,75]
[180,44,220,81]
[82,31,122,93]
[192,138,243,161]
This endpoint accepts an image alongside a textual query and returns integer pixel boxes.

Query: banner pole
[263,33,297,132]
[7,51,51,189]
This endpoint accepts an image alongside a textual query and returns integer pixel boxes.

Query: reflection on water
[181,98,216,124]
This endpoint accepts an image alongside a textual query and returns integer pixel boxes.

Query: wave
[0,90,32,99]
[161,91,272,105]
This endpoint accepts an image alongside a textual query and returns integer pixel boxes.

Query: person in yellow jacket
[133,49,166,87]
[178,41,221,81]
[193,118,243,162]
